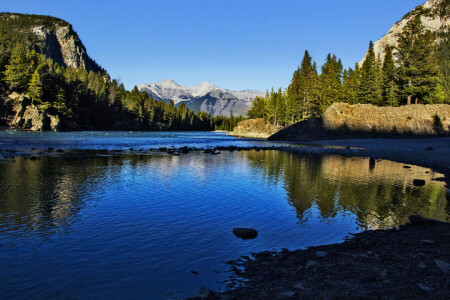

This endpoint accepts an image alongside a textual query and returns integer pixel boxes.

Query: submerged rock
[233,228,258,239]
[413,179,426,186]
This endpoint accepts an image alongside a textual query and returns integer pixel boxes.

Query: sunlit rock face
[0,13,101,72]
[359,0,449,65]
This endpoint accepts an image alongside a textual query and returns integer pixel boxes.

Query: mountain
[0,13,102,72]
[359,0,449,65]
[137,79,265,117]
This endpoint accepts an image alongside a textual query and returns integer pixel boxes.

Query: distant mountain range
[137,79,265,117]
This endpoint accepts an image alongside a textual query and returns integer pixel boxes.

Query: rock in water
[413,179,426,186]
[233,228,258,239]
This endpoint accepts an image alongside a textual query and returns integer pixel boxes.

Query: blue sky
[2,0,425,91]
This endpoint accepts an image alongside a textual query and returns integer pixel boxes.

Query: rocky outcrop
[230,118,283,139]
[7,93,61,131]
[359,0,449,65]
[269,103,450,141]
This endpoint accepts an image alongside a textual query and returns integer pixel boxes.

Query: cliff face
[269,103,450,141]
[359,0,449,65]
[0,13,101,72]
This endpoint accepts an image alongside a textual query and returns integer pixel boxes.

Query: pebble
[280,290,296,297]
[417,262,426,269]
[293,282,305,290]
[305,260,318,270]
[434,259,450,274]
[420,239,435,245]
[315,251,328,258]
[418,283,434,292]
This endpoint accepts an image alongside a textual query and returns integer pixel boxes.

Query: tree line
[0,35,242,131]
[248,15,449,126]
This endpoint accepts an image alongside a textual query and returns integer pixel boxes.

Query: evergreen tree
[318,53,343,113]
[28,68,43,104]
[358,41,382,104]
[382,45,399,106]
[4,44,32,92]
[396,15,442,104]
[247,96,266,119]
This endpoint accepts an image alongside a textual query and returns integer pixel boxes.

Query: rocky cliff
[230,118,283,139]
[0,13,101,72]
[269,103,450,141]
[359,0,449,65]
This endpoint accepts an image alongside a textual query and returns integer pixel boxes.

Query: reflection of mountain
[242,151,448,229]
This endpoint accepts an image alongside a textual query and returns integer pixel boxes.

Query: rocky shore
[193,216,450,299]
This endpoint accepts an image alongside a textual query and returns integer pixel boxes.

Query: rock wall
[269,103,450,141]
[7,93,61,131]
[31,24,100,72]
[229,118,283,139]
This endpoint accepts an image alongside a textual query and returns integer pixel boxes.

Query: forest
[248,15,450,126]
[0,13,243,131]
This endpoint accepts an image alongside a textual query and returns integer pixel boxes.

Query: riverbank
[199,217,449,299]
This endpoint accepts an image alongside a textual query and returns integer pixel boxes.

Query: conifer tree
[4,44,32,92]
[28,68,43,104]
[286,67,301,123]
[396,15,442,104]
[382,45,399,106]
[318,53,343,113]
[358,41,382,104]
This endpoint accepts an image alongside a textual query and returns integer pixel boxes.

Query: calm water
[0,132,448,299]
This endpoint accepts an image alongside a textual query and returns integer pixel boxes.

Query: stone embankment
[229,118,283,139]
[270,103,450,142]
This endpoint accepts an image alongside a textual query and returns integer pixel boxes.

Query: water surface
[0,133,448,299]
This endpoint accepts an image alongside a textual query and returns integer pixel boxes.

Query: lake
[0,131,448,299]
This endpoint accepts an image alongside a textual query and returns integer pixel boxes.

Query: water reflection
[242,151,448,229]
[0,150,448,299]
[0,151,447,236]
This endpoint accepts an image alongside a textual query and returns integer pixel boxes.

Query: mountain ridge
[137,79,265,117]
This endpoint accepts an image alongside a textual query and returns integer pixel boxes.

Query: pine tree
[382,45,399,106]
[4,44,33,92]
[286,67,301,123]
[396,15,442,104]
[318,53,343,113]
[296,50,318,119]
[247,96,266,119]
[28,68,43,104]
[358,41,382,104]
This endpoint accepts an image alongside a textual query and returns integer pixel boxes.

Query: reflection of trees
[0,154,167,235]
[242,151,448,229]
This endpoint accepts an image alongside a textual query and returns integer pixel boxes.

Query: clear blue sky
[2,0,425,91]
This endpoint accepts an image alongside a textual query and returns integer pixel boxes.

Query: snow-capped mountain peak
[137,79,265,116]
